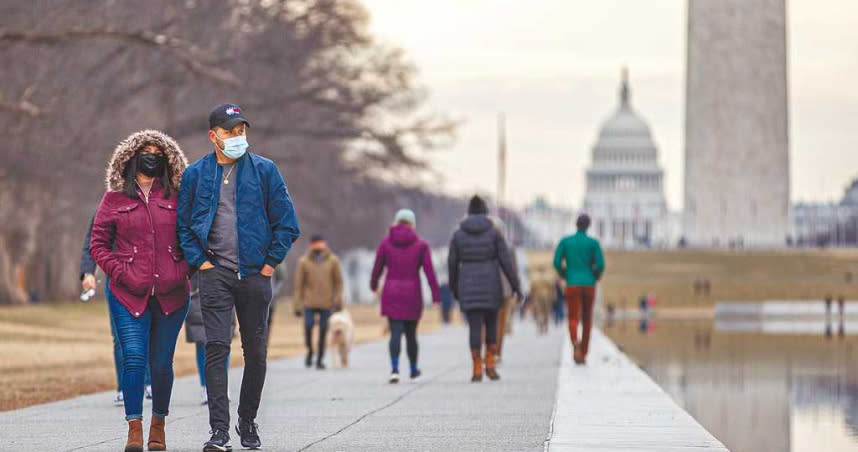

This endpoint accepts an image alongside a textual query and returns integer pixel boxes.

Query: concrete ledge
[545,329,730,452]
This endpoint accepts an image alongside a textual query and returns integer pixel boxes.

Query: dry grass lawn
[528,249,858,308]
[0,298,448,411]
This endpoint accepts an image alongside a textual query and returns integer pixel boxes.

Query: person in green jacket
[553,214,605,365]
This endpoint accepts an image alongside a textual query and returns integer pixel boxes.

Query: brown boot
[147,416,166,451]
[485,344,500,381]
[573,347,586,365]
[125,419,143,452]
[471,349,483,382]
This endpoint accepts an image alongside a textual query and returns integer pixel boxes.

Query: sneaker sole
[203,443,232,452]
[235,426,261,450]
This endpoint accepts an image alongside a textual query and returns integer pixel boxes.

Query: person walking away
[370,209,440,383]
[439,282,455,325]
[178,104,300,451]
[552,279,565,325]
[80,213,153,405]
[293,234,344,370]
[553,214,605,365]
[448,196,522,382]
[495,237,519,364]
[90,130,191,452]
[528,265,555,335]
[185,272,234,405]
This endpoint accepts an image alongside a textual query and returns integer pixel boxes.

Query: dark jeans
[304,308,331,361]
[200,266,272,431]
[107,290,188,420]
[106,280,151,392]
[195,342,231,387]
[388,318,418,370]
[465,309,498,351]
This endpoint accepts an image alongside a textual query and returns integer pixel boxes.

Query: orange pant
[565,286,595,355]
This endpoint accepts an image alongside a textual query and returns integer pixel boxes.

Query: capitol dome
[593,68,657,152]
[582,67,668,248]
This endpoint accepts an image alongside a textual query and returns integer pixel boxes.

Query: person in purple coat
[370,209,441,383]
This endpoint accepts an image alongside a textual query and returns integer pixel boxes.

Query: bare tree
[0,0,460,303]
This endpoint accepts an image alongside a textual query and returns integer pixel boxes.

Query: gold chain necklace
[223,165,235,185]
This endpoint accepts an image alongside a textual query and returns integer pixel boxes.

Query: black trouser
[388,319,418,368]
[465,308,498,350]
[199,266,272,432]
[304,308,331,363]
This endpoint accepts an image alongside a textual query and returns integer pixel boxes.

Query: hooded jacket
[177,151,300,277]
[293,247,344,311]
[447,214,521,311]
[370,224,441,320]
[90,130,190,318]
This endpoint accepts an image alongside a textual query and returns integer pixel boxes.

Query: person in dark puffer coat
[448,195,522,382]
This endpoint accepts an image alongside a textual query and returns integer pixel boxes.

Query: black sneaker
[203,429,232,452]
[236,417,261,450]
[305,351,313,368]
[316,361,326,370]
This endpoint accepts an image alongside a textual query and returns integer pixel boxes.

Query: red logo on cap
[226,107,241,115]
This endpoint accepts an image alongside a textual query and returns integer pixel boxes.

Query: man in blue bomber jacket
[178,103,300,452]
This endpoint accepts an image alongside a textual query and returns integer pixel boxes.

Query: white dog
[327,309,354,368]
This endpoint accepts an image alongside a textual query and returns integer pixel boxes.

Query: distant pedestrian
[90,130,190,452]
[494,226,519,364]
[80,213,152,406]
[439,283,455,325]
[293,234,344,370]
[448,196,522,382]
[553,214,605,365]
[552,279,565,325]
[528,265,555,335]
[370,209,440,383]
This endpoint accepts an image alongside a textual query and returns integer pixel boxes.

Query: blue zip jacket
[177,151,300,277]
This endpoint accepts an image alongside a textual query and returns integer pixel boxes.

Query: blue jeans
[195,342,230,387]
[106,280,150,391]
[108,290,188,420]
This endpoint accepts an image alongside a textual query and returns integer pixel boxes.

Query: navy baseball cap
[209,103,250,130]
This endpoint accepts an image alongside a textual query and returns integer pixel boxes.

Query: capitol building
[581,69,672,248]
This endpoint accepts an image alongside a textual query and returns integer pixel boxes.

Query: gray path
[2,322,564,452]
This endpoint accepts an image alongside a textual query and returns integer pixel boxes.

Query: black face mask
[138,153,166,177]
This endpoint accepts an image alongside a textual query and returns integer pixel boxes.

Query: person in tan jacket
[294,235,344,369]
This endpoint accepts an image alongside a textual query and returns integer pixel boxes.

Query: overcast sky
[362,0,858,210]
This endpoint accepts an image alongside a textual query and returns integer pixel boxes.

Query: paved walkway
[2,322,564,452]
[2,321,730,452]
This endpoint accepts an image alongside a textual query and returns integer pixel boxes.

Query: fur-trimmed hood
[106,130,188,192]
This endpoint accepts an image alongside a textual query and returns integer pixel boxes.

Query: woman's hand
[200,261,215,271]
[261,264,275,277]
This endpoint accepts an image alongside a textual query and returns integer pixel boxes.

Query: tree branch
[0,28,241,87]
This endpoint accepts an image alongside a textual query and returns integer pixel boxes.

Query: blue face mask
[218,135,249,159]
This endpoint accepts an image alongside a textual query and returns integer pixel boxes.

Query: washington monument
[684,0,790,247]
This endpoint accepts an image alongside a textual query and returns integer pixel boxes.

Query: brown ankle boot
[125,419,143,452]
[573,347,586,365]
[471,349,483,382]
[147,416,166,451]
[485,344,500,381]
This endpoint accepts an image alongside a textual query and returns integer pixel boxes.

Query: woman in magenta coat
[90,130,190,451]
[370,209,440,383]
